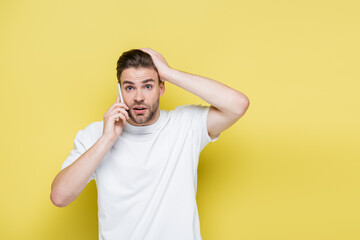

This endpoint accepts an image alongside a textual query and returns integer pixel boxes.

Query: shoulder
[171,104,210,115]
[75,120,103,147]
[167,104,210,123]
[84,120,103,135]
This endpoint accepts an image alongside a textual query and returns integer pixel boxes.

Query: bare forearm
[163,68,249,116]
[50,136,114,207]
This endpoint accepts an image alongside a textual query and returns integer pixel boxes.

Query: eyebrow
[122,79,155,85]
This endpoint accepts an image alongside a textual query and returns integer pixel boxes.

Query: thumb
[116,94,120,103]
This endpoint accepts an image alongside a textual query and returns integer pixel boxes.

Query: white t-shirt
[61,105,218,240]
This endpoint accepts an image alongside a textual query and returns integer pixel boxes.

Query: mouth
[133,106,147,115]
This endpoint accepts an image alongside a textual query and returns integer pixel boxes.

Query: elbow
[50,190,70,208]
[233,92,250,118]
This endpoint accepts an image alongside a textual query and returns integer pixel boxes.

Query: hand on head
[139,48,170,82]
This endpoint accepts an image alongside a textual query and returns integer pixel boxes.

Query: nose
[134,89,144,102]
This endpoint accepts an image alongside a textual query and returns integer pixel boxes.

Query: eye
[126,86,133,91]
[145,85,152,90]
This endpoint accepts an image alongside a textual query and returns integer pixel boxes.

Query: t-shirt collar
[123,110,166,134]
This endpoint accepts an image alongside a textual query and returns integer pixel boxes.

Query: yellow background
[1,0,359,239]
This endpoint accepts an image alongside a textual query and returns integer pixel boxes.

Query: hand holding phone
[102,85,129,143]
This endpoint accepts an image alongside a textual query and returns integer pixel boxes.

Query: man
[50,48,250,240]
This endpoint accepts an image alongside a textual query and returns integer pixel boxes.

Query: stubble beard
[128,97,160,125]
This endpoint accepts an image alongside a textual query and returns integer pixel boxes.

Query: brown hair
[116,49,160,84]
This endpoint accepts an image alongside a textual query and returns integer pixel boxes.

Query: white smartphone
[116,83,124,122]
[117,82,124,103]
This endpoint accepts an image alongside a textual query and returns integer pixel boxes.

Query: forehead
[120,67,159,84]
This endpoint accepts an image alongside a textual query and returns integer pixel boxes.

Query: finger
[119,102,129,110]
[122,115,126,125]
[116,94,120,103]
[140,48,152,56]
[120,108,130,119]
[112,107,129,119]
[108,105,127,119]
[118,113,127,125]
[146,48,159,56]
[107,102,129,115]
[145,48,165,63]
[112,103,129,112]
[112,112,126,124]
[113,102,129,109]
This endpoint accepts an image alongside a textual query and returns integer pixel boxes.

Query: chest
[95,126,198,192]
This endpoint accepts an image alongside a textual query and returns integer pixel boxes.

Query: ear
[159,81,165,96]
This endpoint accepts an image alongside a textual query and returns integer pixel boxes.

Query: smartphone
[115,83,124,122]
[117,82,124,103]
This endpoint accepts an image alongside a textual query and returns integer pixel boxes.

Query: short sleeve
[176,105,219,152]
[194,105,219,151]
[61,129,95,183]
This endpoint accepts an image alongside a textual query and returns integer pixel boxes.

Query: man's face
[120,67,165,126]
